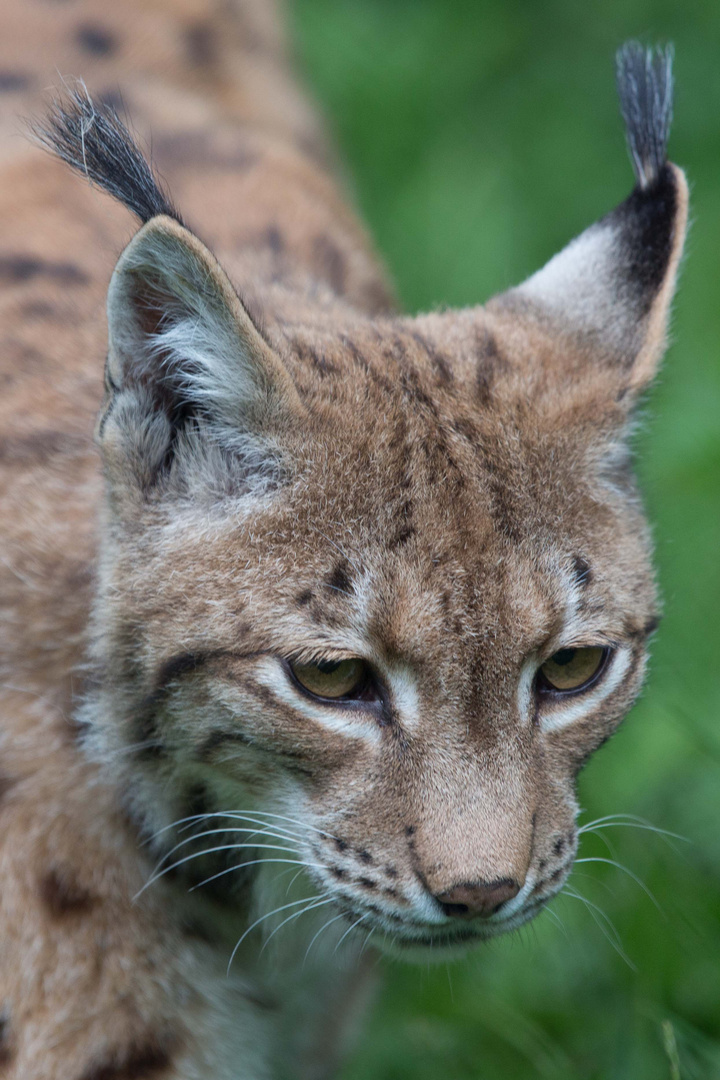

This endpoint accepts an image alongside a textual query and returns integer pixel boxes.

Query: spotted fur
[0,5,687,1079]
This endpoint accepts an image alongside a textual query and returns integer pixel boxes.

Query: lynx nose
[436,879,520,919]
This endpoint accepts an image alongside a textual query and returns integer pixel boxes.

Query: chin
[369,898,551,963]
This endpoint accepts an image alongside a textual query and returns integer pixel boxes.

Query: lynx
[0,0,686,1076]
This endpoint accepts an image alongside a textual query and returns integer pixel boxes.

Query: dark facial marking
[572,556,592,588]
[358,849,373,865]
[357,876,376,890]
[77,1039,175,1080]
[0,255,89,285]
[75,23,118,56]
[326,560,352,595]
[384,865,399,879]
[643,615,661,637]
[334,837,349,853]
[552,837,565,856]
[39,867,97,917]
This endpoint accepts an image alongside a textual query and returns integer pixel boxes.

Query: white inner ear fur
[517,221,641,358]
[106,215,301,434]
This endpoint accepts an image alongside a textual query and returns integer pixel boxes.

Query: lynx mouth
[328,890,550,956]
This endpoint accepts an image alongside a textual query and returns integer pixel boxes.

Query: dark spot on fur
[0,71,30,92]
[334,837,348,853]
[451,417,479,443]
[296,339,337,376]
[0,1011,13,1065]
[184,21,217,66]
[410,331,453,384]
[643,615,661,636]
[553,837,565,856]
[475,329,506,405]
[97,88,125,113]
[76,23,117,56]
[153,652,207,693]
[572,556,592,588]
[550,868,564,883]
[0,773,18,805]
[326,560,352,595]
[384,865,398,879]
[0,430,88,465]
[195,727,253,761]
[357,876,376,890]
[180,916,222,946]
[312,234,346,295]
[405,825,415,837]
[330,865,348,880]
[153,131,256,172]
[77,1038,175,1080]
[358,850,373,865]
[0,255,89,285]
[39,867,96,917]
[264,225,284,255]
[296,589,313,606]
[538,859,547,872]
[382,886,400,899]
[180,783,212,826]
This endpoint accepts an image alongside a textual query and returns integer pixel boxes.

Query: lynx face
[47,46,686,954]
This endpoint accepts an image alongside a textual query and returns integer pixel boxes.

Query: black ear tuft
[30,83,183,225]
[616,42,674,191]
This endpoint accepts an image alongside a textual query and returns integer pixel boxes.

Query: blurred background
[289,1,720,1078]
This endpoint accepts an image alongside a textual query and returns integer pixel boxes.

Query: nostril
[436,878,520,919]
[439,901,470,918]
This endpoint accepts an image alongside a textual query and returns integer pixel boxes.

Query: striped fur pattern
[0,2,687,1076]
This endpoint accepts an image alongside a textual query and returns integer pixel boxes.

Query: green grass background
[290,2,720,1077]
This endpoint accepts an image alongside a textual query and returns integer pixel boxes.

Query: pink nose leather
[435,879,520,918]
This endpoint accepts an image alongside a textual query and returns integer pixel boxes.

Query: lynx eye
[538,646,608,693]
[289,657,370,701]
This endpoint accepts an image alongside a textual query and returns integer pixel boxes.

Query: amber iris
[539,646,607,693]
[289,657,369,700]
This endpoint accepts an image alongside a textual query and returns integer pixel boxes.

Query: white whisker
[574,856,662,911]
[303,912,347,966]
[562,889,636,970]
[189,858,320,893]
[136,842,299,898]
[259,897,336,956]
[227,894,329,974]
[334,912,369,955]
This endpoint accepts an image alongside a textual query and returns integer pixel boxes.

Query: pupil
[317,659,342,674]
[553,649,576,667]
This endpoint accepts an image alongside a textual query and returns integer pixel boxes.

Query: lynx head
[40,45,687,953]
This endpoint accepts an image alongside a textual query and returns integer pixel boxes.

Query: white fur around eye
[254,656,383,743]
[537,646,632,732]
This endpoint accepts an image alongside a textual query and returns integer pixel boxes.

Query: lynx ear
[505,44,688,391]
[101,215,303,491]
[33,86,303,494]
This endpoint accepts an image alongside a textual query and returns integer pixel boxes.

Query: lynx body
[0,2,686,1077]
